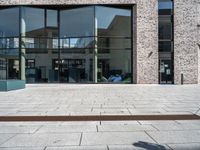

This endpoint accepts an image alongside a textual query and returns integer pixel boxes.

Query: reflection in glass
[47,9,57,27]
[60,7,94,37]
[0,8,19,37]
[0,7,20,80]
[60,7,95,83]
[96,6,132,83]
[22,7,45,34]
[158,0,173,15]
[0,6,133,83]
[22,7,59,83]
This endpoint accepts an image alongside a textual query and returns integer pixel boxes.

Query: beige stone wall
[136,0,158,84]
[198,2,200,84]
[0,0,159,84]
[0,0,137,5]
[174,0,199,84]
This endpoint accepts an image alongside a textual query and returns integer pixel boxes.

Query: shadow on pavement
[133,141,167,150]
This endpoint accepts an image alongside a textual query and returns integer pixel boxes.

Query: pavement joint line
[0,114,200,122]
[96,125,99,132]
[79,132,83,146]
[195,107,200,114]
[43,146,47,150]
[33,125,43,134]
[0,133,18,146]
[150,124,160,131]
[144,131,159,144]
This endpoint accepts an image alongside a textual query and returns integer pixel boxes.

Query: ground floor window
[0,5,133,83]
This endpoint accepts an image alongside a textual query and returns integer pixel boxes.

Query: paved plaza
[0,84,200,116]
[0,84,200,149]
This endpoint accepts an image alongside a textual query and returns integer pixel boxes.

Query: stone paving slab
[0,134,16,145]
[37,124,97,133]
[108,144,171,150]
[152,122,200,131]
[0,133,81,147]
[97,124,156,132]
[0,84,200,116]
[100,121,140,125]
[46,146,108,150]
[168,143,200,150]
[0,125,41,134]
[0,121,200,149]
[147,130,200,144]
[81,132,155,145]
[0,148,44,150]
[0,85,200,149]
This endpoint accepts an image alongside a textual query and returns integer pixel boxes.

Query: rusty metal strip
[0,114,199,122]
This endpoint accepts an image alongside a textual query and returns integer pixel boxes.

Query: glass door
[159,59,173,84]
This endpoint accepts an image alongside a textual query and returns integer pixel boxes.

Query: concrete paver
[168,143,200,150]
[0,133,81,147]
[0,84,200,116]
[0,85,200,149]
[108,144,171,150]
[0,125,41,134]
[37,124,97,133]
[97,124,156,132]
[46,146,108,150]
[0,121,199,149]
[81,132,155,145]
[0,134,16,145]
[147,130,200,144]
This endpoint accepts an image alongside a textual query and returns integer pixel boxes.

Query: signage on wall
[160,64,165,73]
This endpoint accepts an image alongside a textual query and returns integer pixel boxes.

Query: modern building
[0,0,199,85]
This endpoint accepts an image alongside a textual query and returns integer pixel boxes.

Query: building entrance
[159,59,173,84]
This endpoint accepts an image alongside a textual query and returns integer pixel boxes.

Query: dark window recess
[158,0,174,84]
[26,59,35,68]
[159,41,172,52]
[159,17,172,39]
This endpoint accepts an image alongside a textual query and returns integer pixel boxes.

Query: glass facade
[0,6,132,83]
[0,7,20,80]
[158,0,174,84]
[96,6,132,83]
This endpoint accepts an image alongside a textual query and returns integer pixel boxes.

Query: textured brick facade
[174,0,199,84]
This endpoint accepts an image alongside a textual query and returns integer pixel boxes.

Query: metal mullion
[58,9,61,83]
[19,6,22,80]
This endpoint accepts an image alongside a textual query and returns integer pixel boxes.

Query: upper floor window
[159,0,173,15]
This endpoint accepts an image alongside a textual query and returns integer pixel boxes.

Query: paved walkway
[0,84,200,116]
[0,120,200,149]
[0,84,200,149]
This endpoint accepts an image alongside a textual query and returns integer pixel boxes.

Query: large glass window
[0,7,20,80]
[60,7,94,83]
[0,6,133,83]
[22,7,59,83]
[96,6,132,83]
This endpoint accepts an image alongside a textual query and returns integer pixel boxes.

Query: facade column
[174,0,198,84]
[136,0,159,84]
[20,7,26,81]
[93,17,98,83]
